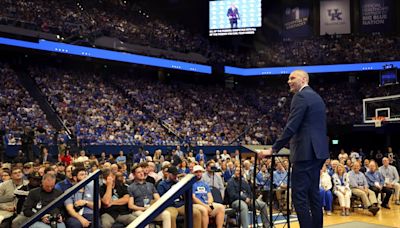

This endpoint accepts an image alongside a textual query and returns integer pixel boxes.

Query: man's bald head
[291,70,309,83]
[288,70,309,93]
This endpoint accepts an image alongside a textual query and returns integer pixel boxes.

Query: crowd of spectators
[0,63,55,146]
[117,76,277,146]
[30,66,178,146]
[1,0,400,67]
[223,34,400,67]
[1,61,400,146]
[0,144,398,227]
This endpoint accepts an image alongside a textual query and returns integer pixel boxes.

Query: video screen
[209,0,262,36]
[380,69,398,86]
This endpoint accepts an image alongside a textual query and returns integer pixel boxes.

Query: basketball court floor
[276,201,400,228]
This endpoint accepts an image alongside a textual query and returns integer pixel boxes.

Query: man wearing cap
[23,163,34,180]
[157,166,202,228]
[192,165,224,228]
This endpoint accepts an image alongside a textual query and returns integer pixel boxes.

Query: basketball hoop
[372,116,386,128]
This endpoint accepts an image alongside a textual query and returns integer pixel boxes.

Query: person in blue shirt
[223,161,235,182]
[365,161,392,209]
[256,164,271,191]
[273,161,292,212]
[192,165,224,228]
[55,165,74,192]
[178,160,190,175]
[348,162,379,215]
[195,150,207,163]
[115,151,126,164]
[64,167,100,228]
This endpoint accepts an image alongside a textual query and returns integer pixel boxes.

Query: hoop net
[372,116,386,128]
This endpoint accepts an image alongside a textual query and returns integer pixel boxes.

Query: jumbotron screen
[209,0,262,36]
[380,68,398,86]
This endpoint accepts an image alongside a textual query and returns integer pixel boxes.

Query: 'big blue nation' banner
[282,6,312,38]
[360,0,394,33]
[320,0,351,35]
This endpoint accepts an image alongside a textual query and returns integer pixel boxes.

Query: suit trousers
[291,159,325,228]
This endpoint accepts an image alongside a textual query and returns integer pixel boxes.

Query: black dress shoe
[368,206,380,216]
[381,204,391,209]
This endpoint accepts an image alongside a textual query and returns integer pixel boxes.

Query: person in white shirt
[379,157,400,205]
[75,150,89,163]
[220,150,231,161]
[332,164,351,216]
[319,164,333,215]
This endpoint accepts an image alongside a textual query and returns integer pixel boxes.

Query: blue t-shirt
[64,182,95,215]
[192,180,211,204]
[116,155,126,164]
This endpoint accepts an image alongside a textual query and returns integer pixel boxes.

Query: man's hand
[106,175,114,187]
[79,217,91,228]
[74,200,87,207]
[206,205,213,214]
[105,201,113,208]
[258,148,273,158]
[5,206,14,212]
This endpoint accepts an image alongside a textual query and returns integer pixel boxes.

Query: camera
[210,166,220,172]
[47,213,61,228]
[74,205,84,213]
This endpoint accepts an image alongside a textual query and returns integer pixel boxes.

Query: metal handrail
[127,174,196,228]
[21,169,101,228]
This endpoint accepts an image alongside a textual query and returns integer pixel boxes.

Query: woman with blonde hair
[332,163,352,216]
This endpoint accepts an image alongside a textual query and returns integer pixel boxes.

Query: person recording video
[202,160,224,199]
[227,3,240,29]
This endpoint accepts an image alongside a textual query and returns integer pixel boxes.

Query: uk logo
[328,9,342,21]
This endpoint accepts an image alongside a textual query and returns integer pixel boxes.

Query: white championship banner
[320,0,351,35]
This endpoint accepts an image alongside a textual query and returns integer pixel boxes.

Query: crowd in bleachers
[1,61,400,147]
[223,34,400,67]
[1,0,400,67]
[0,146,398,227]
[117,76,276,146]
[29,66,178,146]
[0,63,55,146]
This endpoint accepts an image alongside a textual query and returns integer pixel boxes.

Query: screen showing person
[209,0,261,36]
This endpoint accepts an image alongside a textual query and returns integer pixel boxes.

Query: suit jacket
[272,86,329,162]
[227,8,239,19]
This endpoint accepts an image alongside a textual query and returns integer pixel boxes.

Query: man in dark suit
[261,70,329,228]
[227,4,240,29]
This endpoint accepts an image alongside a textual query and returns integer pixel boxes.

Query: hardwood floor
[276,200,400,228]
